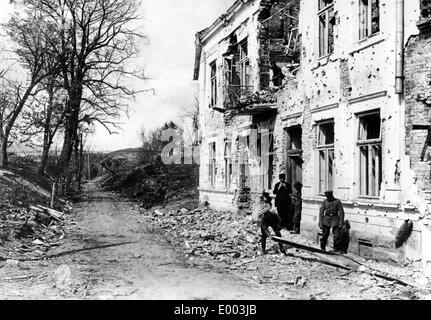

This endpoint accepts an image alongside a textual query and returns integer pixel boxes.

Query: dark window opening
[224,141,232,188]
[359,113,381,141]
[358,112,382,197]
[319,122,335,146]
[210,61,217,107]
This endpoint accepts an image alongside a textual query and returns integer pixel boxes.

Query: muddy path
[0,182,279,300]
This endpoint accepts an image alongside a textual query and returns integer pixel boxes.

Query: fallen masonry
[141,206,431,299]
[0,203,71,262]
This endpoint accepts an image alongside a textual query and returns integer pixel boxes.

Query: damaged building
[193,0,431,268]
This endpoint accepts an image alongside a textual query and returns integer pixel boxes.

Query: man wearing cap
[273,174,293,230]
[319,190,345,253]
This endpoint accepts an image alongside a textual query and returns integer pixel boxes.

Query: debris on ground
[0,167,73,262]
[139,206,431,300]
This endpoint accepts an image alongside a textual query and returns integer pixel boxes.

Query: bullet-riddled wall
[196,0,431,267]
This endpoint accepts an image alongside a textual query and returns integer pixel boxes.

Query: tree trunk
[0,84,35,169]
[38,145,50,176]
[38,80,55,177]
[77,133,83,192]
[57,83,83,195]
[0,135,8,168]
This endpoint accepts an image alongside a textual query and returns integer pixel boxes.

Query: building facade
[194,0,431,267]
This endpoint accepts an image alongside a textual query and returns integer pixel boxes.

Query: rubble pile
[0,205,69,262]
[142,206,431,299]
[237,88,279,109]
[0,169,71,262]
[145,207,321,272]
[156,209,261,259]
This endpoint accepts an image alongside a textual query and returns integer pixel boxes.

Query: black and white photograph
[0,0,431,306]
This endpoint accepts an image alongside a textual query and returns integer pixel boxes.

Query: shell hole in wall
[358,239,374,259]
[316,232,323,246]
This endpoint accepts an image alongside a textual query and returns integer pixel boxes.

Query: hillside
[105,147,143,164]
[99,154,200,211]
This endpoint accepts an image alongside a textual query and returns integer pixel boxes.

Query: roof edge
[198,0,251,44]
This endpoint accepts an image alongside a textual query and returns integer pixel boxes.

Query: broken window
[224,141,233,188]
[286,126,303,188]
[317,121,335,194]
[359,0,380,40]
[238,135,251,189]
[223,36,251,107]
[259,130,274,190]
[209,142,216,187]
[318,0,335,57]
[239,38,251,88]
[358,112,382,197]
[210,61,217,107]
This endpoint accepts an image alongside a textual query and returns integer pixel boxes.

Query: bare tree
[16,75,68,176]
[0,7,60,168]
[24,0,146,191]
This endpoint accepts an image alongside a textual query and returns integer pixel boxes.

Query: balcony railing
[223,85,254,110]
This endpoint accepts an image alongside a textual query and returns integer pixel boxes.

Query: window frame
[357,111,382,198]
[224,141,233,188]
[358,0,380,41]
[257,130,275,191]
[317,120,335,194]
[209,142,216,187]
[318,0,335,58]
[210,60,217,107]
[286,126,303,189]
[239,38,251,87]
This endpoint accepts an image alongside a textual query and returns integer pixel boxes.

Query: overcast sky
[0,0,235,152]
[91,0,236,151]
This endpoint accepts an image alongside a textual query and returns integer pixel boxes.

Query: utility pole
[77,133,84,191]
[87,151,91,181]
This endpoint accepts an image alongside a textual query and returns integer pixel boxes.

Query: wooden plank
[273,236,412,287]
[29,205,44,213]
[272,236,335,255]
[38,205,64,217]
[36,205,64,221]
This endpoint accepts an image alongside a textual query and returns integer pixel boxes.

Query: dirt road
[2,181,430,300]
[0,182,279,300]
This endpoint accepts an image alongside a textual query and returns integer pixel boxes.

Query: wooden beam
[272,236,412,287]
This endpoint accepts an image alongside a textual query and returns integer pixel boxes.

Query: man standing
[319,190,345,252]
[273,174,292,230]
[291,182,303,234]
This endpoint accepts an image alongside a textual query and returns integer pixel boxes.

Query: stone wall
[405,27,431,201]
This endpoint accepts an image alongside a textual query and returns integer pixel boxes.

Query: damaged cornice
[193,0,252,81]
[198,0,252,45]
